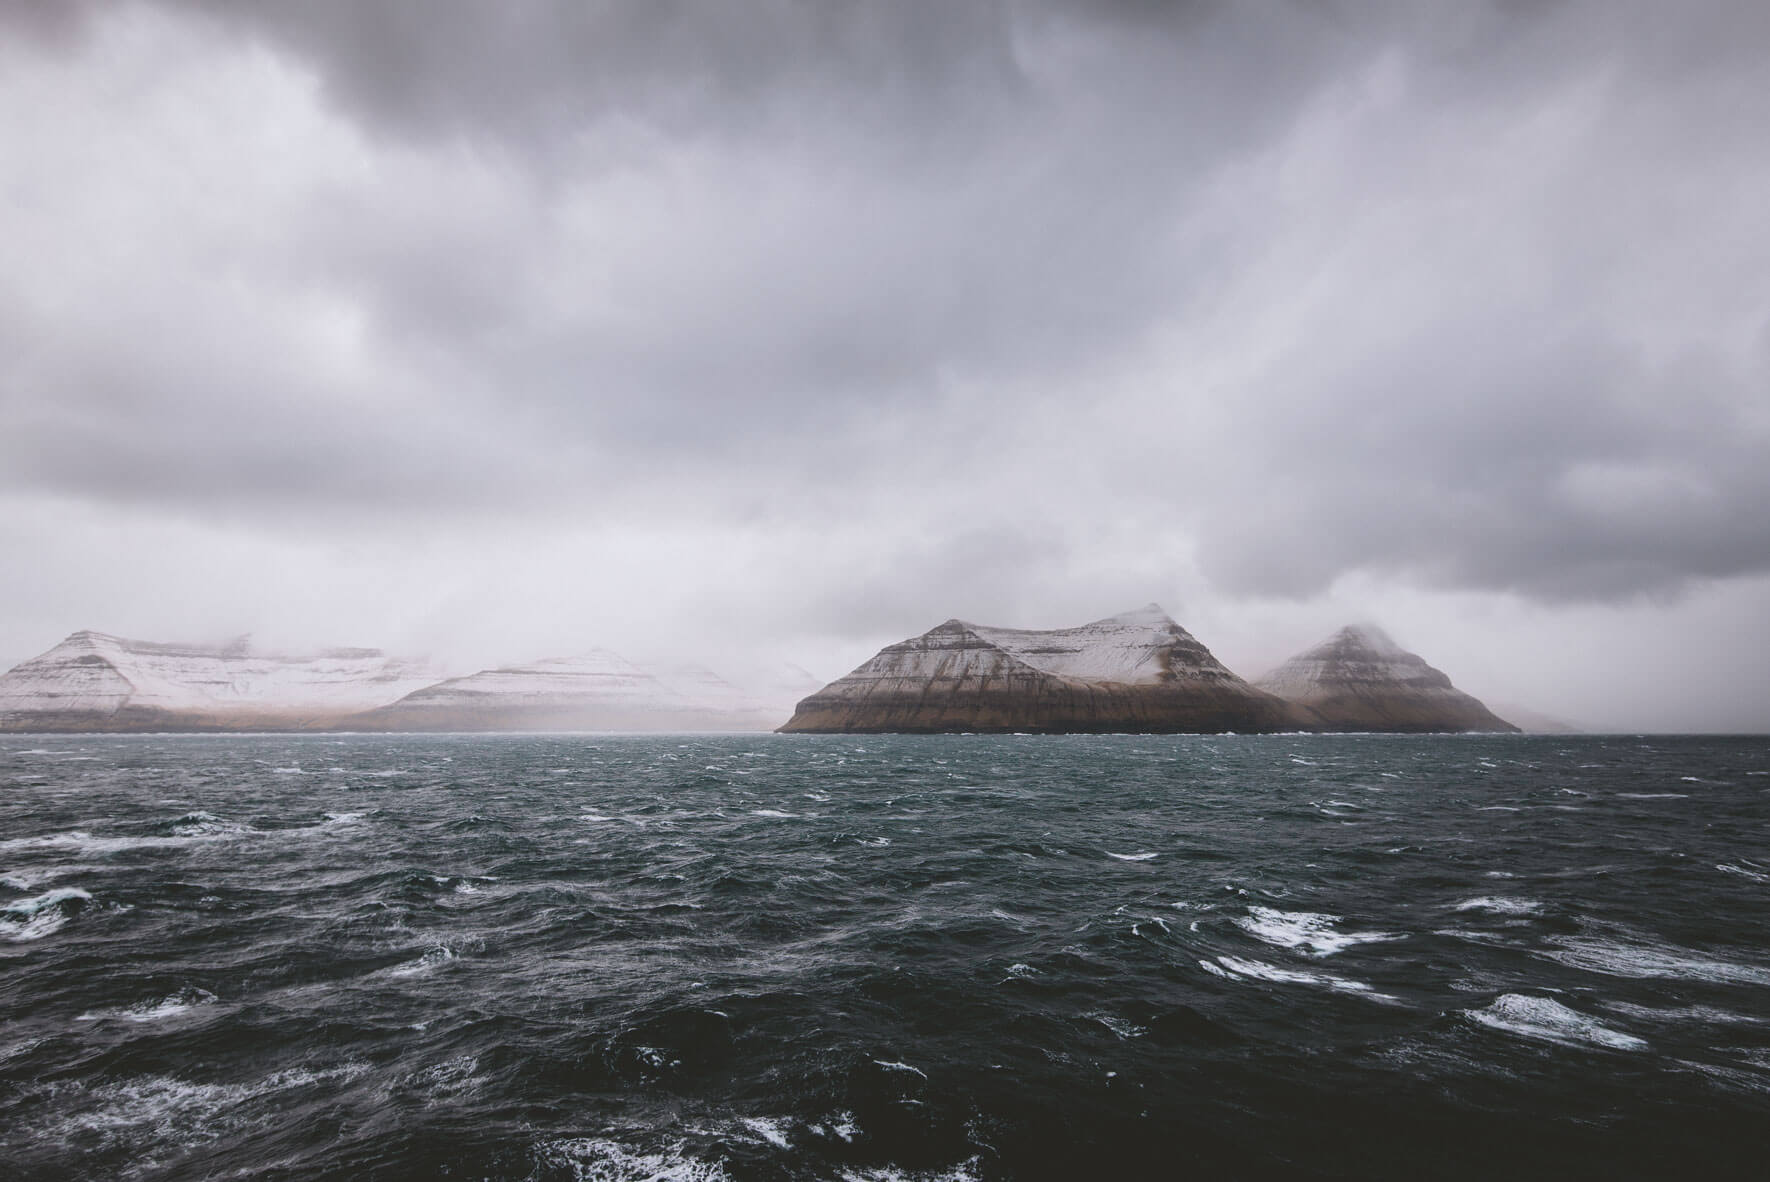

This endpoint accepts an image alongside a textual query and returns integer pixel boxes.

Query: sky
[1,0,1768,731]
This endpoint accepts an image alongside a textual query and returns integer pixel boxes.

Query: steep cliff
[1255,625,1517,733]
[778,605,1308,734]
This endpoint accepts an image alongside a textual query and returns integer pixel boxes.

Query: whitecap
[534,1136,732,1181]
[1604,1001,1763,1026]
[406,1054,481,1097]
[1538,935,1770,986]
[872,1059,927,1078]
[738,1115,792,1149]
[170,812,252,838]
[1234,906,1402,957]
[751,809,796,819]
[1106,851,1158,862]
[0,886,92,941]
[810,1111,859,1143]
[1464,994,1646,1051]
[838,1161,983,1182]
[385,945,457,978]
[1086,1012,1149,1040]
[1454,897,1544,916]
[25,1063,369,1153]
[1717,863,1769,883]
[1617,793,1687,800]
[1210,955,1397,1001]
[0,824,250,856]
[0,865,90,891]
[80,986,220,1023]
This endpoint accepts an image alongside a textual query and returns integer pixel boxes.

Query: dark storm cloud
[1,0,1767,613]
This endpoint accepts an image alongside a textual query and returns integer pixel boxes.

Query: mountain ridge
[779,605,1310,734]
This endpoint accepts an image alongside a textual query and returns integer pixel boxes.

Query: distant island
[1,611,1523,735]
[778,604,1304,733]
[1255,624,1518,734]
[0,630,816,734]
[778,605,1516,734]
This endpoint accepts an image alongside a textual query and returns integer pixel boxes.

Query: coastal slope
[0,631,436,731]
[1254,625,1517,733]
[779,604,1308,733]
[347,652,793,732]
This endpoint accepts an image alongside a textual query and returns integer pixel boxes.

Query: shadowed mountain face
[1255,625,1517,733]
[779,605,1309,734]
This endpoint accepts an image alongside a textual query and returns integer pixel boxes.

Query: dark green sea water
[2,733,1768,1179]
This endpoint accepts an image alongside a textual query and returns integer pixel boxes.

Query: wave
[1233,906,1403,957]
[1464,994,1647,1051]
[1453,897,1544,916]
[533,1135,733,1181]
[78,986,219,1023]
[0,886,92,941]
[168,811,254,838]
[1538,935,1770,987]
[1204,955,1397,1001]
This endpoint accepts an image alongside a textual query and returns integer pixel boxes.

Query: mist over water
[2,733,1768,1179]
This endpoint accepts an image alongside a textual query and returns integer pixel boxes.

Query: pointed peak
[1108,603,1177,628]
[1329,623,1406,656]
[64,629,117,644]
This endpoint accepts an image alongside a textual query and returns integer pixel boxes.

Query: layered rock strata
[1255,625,1517,733]
[779,605,1308,734]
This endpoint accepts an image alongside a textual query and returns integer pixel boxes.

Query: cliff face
[347,652,793,732]
[0,631,437,732]
[1254,625,1517,733]
[778,605,1309,734]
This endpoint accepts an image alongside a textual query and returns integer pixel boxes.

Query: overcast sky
[2,0,1768,730]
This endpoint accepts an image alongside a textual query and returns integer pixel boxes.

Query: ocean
[2,733,1767,1180]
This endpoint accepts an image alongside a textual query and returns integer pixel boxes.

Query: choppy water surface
[3,733,1768,1180]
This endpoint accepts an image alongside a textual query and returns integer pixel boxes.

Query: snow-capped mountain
[0,631,440,731]
[1254,625,1517,733]
[346,651,803,732]
[779,604,1307,733]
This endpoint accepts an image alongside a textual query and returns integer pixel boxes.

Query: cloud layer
[1,1,1767,727]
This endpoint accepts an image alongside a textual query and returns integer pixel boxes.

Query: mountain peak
[1256,625,1516,733]
[1328,623,1405,656]
[1108,603,1176,629]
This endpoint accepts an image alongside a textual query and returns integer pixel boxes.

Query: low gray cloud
[1,1,1767,726]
